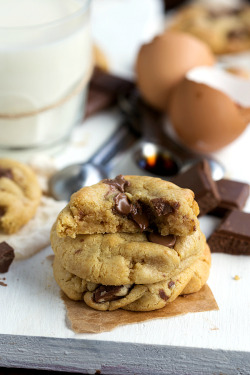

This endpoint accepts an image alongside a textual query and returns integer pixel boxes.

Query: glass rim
[0,0,91,32]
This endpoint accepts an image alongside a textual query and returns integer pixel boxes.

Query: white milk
[0,0,92,153]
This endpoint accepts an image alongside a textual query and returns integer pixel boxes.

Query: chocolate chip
[0,242,15,273]
[0,281,7,287]
[151,198,179,216]
[209,7,242,18]
[168,281,175,288]
[103,175,130,193]
[114,193,132,215]
[159,289,169,301]
[93,285,130,303]
[0,167,13,180]
[0,207,5,218]
[147,233,176,248]
[227,28,249,39]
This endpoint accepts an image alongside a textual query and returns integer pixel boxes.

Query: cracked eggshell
[135,31,215,111]
[168,66,250,153]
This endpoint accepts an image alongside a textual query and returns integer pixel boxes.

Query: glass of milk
[0,0,92,156]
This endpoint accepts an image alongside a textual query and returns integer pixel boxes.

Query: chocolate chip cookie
[56,175,199,238]
[0,159,41,234]
[53,244,211,311]
[169,4,250,54]
[51,222,205,286]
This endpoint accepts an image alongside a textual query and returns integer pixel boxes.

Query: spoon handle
[89,122,137,167]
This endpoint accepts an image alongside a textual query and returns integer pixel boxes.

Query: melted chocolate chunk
[168,281,175,289]
[130,202,149,231]
[0,242,15,273]
[114,193,131,215]
[103,175,130,193]
[147,233,176,248]
[151,198,179,216]
[0,167,13,180]
[93,285,130,303]
[159,289,169,301]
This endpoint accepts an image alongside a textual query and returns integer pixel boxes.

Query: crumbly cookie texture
[56,175,199,238]
[1,196,66,259]
[169,4,250,55]
[0,159,41,234]
[53,244,211,312]
[51,223,205,286]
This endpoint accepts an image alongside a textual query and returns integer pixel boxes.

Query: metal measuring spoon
[49,122,137,201]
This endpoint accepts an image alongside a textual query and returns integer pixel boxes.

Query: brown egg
[136,31,215,111]
[168,78,248,152]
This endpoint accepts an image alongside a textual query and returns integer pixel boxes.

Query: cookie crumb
[233,275,240,280]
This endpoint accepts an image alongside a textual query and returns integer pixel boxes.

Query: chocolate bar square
[171,160,220,216]
[208,210,250,255]
[211,179,249,217]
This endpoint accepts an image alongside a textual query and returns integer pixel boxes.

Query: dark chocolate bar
[85,67,135,118]
[211,179,249,217]
[208,210,250,255]
[171,160,220,216]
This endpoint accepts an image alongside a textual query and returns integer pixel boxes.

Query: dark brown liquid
[138,152,179,177]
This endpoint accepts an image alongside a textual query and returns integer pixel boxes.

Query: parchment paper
[62,284,218,333]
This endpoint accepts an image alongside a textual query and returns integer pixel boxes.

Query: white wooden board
[0,112,250,374]
[1,1,250,373]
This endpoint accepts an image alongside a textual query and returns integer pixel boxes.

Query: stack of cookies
[51,175,211,312]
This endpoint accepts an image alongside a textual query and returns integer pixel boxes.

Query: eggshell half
[168,79,248,152]
[136,31,215,111]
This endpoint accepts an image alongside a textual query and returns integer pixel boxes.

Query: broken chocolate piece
[159,289,169,301]
[151,198,179,216]
[171,160,220,216]
[93,285,130,303]
[85,68,135,118]
[103,175,130,193]
[147,233,176,248]
[211,179,249,217]
[0,167,13,179]
[114,193,131,215]
[0,242,15,273]
[208,210,250,255]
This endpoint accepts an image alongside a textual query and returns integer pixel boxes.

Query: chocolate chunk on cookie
[56,175,199,238]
